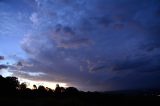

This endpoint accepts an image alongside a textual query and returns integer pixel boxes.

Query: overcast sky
[0,0,160,91]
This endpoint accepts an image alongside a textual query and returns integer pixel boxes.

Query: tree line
[0,75,79,97]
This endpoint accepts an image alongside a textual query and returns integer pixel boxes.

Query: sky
[0,0,160,91]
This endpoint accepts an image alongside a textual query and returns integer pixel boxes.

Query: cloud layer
[1,0,160,91]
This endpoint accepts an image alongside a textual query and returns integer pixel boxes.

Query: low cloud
[0,56,4,60]
[0,65,8,70]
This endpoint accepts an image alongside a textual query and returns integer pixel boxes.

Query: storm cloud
[1,0,160,91]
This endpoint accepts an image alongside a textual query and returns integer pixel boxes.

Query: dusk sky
[0,0,160,91]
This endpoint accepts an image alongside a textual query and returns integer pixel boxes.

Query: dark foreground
[0,92,160,106]
[0,75,159,106]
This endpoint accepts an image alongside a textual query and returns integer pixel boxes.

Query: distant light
[18,77,68,89]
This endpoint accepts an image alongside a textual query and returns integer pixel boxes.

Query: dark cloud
[112,55,160,73]
[107,73,160,90]
[63,26,75,35]
[113,23,125,30]
[3,0,159,91]
[89,65,107,72]
[12,70,46,81]
[17,61,23,67]
[0,56,4,60]
[0,64,8,70]
[93,16,112,28]
[59,38,93,49]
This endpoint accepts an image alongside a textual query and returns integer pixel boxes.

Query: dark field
[0,93,159,106]
[0,76,159,106]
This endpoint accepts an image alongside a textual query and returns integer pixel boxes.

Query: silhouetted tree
[38,85,46,91]
[65,87,79,94]
[60,87,65,93]
[0,75,6,92]
[45,87,54,96]
[37,85,48,96]
[19,82,27,90]
[46,87,53,92]
[33,84,37,90]
[0,75,3,78]
[55,84,61,93]
[6,76,19,90]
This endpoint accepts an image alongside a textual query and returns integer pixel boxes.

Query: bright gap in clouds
[0,69,68,89]
[19,78,68,89]
[0,69,12,77]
